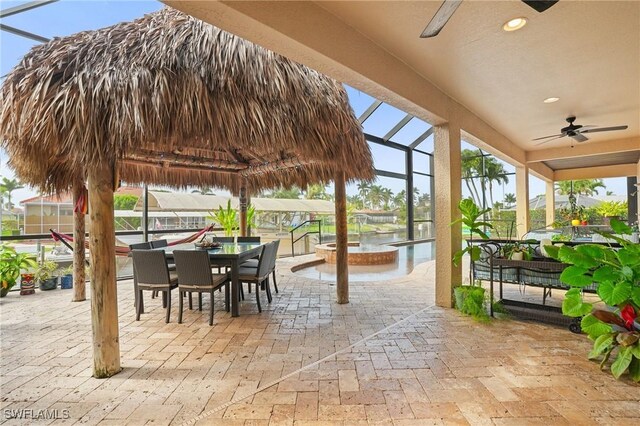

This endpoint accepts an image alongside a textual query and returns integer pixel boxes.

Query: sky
[0,0,629,206]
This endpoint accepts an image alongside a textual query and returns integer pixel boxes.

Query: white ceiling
[316,0,640,152]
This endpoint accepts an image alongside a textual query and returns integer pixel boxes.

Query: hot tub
[315,242,399,265]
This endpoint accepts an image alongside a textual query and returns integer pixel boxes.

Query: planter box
[39,277,58,291]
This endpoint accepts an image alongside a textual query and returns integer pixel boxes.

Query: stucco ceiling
[316,1,639,152]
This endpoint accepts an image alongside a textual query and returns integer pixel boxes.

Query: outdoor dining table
[155,242,265,317]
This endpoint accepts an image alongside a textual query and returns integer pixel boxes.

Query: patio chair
[149,239,176,297]
[240,239,280,293]
[129,242,151,307]
[129,242,152,250]
[131,249,178,323]
[237,236,261,243]
[238,241,277,312]
[173,250,230,325]
[149,239,168,248]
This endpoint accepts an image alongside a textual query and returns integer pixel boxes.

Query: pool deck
[0,257,638,425]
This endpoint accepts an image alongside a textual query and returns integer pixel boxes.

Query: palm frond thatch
[0,7,373,194]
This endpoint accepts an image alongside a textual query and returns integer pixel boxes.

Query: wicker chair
[131,249,178,323]
[240,239,280,293]
[129,242,152,250]
[129,242,151,307]
[150,239,168,248]
[173,250,230,325]
[238,242,277,312]
[237,236,261,243]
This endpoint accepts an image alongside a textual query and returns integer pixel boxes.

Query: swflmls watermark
[3,409,70,420]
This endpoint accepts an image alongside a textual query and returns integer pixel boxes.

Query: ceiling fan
[533,116,628,145]
[421,0,558,38]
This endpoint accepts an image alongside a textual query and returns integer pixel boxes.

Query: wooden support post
[239,185,248,237]
[433,122,462,308]
[334,171,349,304]
[545,180,555,227]
[87,162,121,378]
[72,178,86,302]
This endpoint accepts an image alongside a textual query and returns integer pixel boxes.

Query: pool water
[293,242,434,282]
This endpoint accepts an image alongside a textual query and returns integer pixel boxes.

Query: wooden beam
[334,171,349,304]
[240,158,316,176]
[126,150,244,170]
[72,178,86,302]
[88,162,121,378]
[527,137,640,163]
[554,163,638,181]
[122,159,236,175]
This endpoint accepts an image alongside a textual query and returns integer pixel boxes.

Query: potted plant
[211,200,238,237]
[451,198,492,320]
[58,265,74,289]
[545,219,640,382]
[0,244,37,297]
[35,260,59,291]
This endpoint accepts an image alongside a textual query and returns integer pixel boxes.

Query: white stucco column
[545,180,555,227]
[636,159,640,225]
[434,122,462,308]
[516,165,530,238]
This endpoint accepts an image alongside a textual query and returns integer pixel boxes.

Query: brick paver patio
[1,256,638,425]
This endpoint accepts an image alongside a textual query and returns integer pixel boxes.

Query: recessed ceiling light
[503,17,527,32]
[543,97,560,103]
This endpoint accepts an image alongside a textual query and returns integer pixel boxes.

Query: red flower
[620,304,637,330]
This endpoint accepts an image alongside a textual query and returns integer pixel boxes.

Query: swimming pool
[292,242,434,282]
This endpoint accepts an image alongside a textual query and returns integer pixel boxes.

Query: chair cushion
[240,259,259,268]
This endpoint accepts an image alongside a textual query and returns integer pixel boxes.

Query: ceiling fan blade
[532,133,565,141]
[535,135,566,145]
[580,125,628,134]
[521,0,559,13]
[420,0,463,38]
[570,133,589,143]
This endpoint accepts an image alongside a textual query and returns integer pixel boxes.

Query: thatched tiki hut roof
[0,7,370,379]
[0,7,373,194]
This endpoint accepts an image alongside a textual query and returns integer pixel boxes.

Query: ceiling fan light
[503,17,527,31]
[543,97,560,103]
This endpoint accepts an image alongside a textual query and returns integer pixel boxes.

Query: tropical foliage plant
[213,200,238,237]
[545,219,640,382]
[451,198,492,267]
[0,244,37,294]
[451,198,493,320]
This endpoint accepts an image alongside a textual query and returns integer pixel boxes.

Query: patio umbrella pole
[87,162,121,378]
[72,177,86,302]
[239,184,247,237]
[335,171,349,304]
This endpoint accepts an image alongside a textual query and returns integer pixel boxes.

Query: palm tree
[268,186,302,199]
[191,186,215,195]
[380,188,394,210]
[347,195,364,210]
[556,179,606,196]
[0,178,24,210]
[503,193,516,207]
[357,182,371,208]
[393,190,406,210]
[483,159,509,208]
[368,185,383,210]
[305,184,331,200]
[461,149,482,206]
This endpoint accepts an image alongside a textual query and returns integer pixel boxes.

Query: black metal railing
[290,220,322,257]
